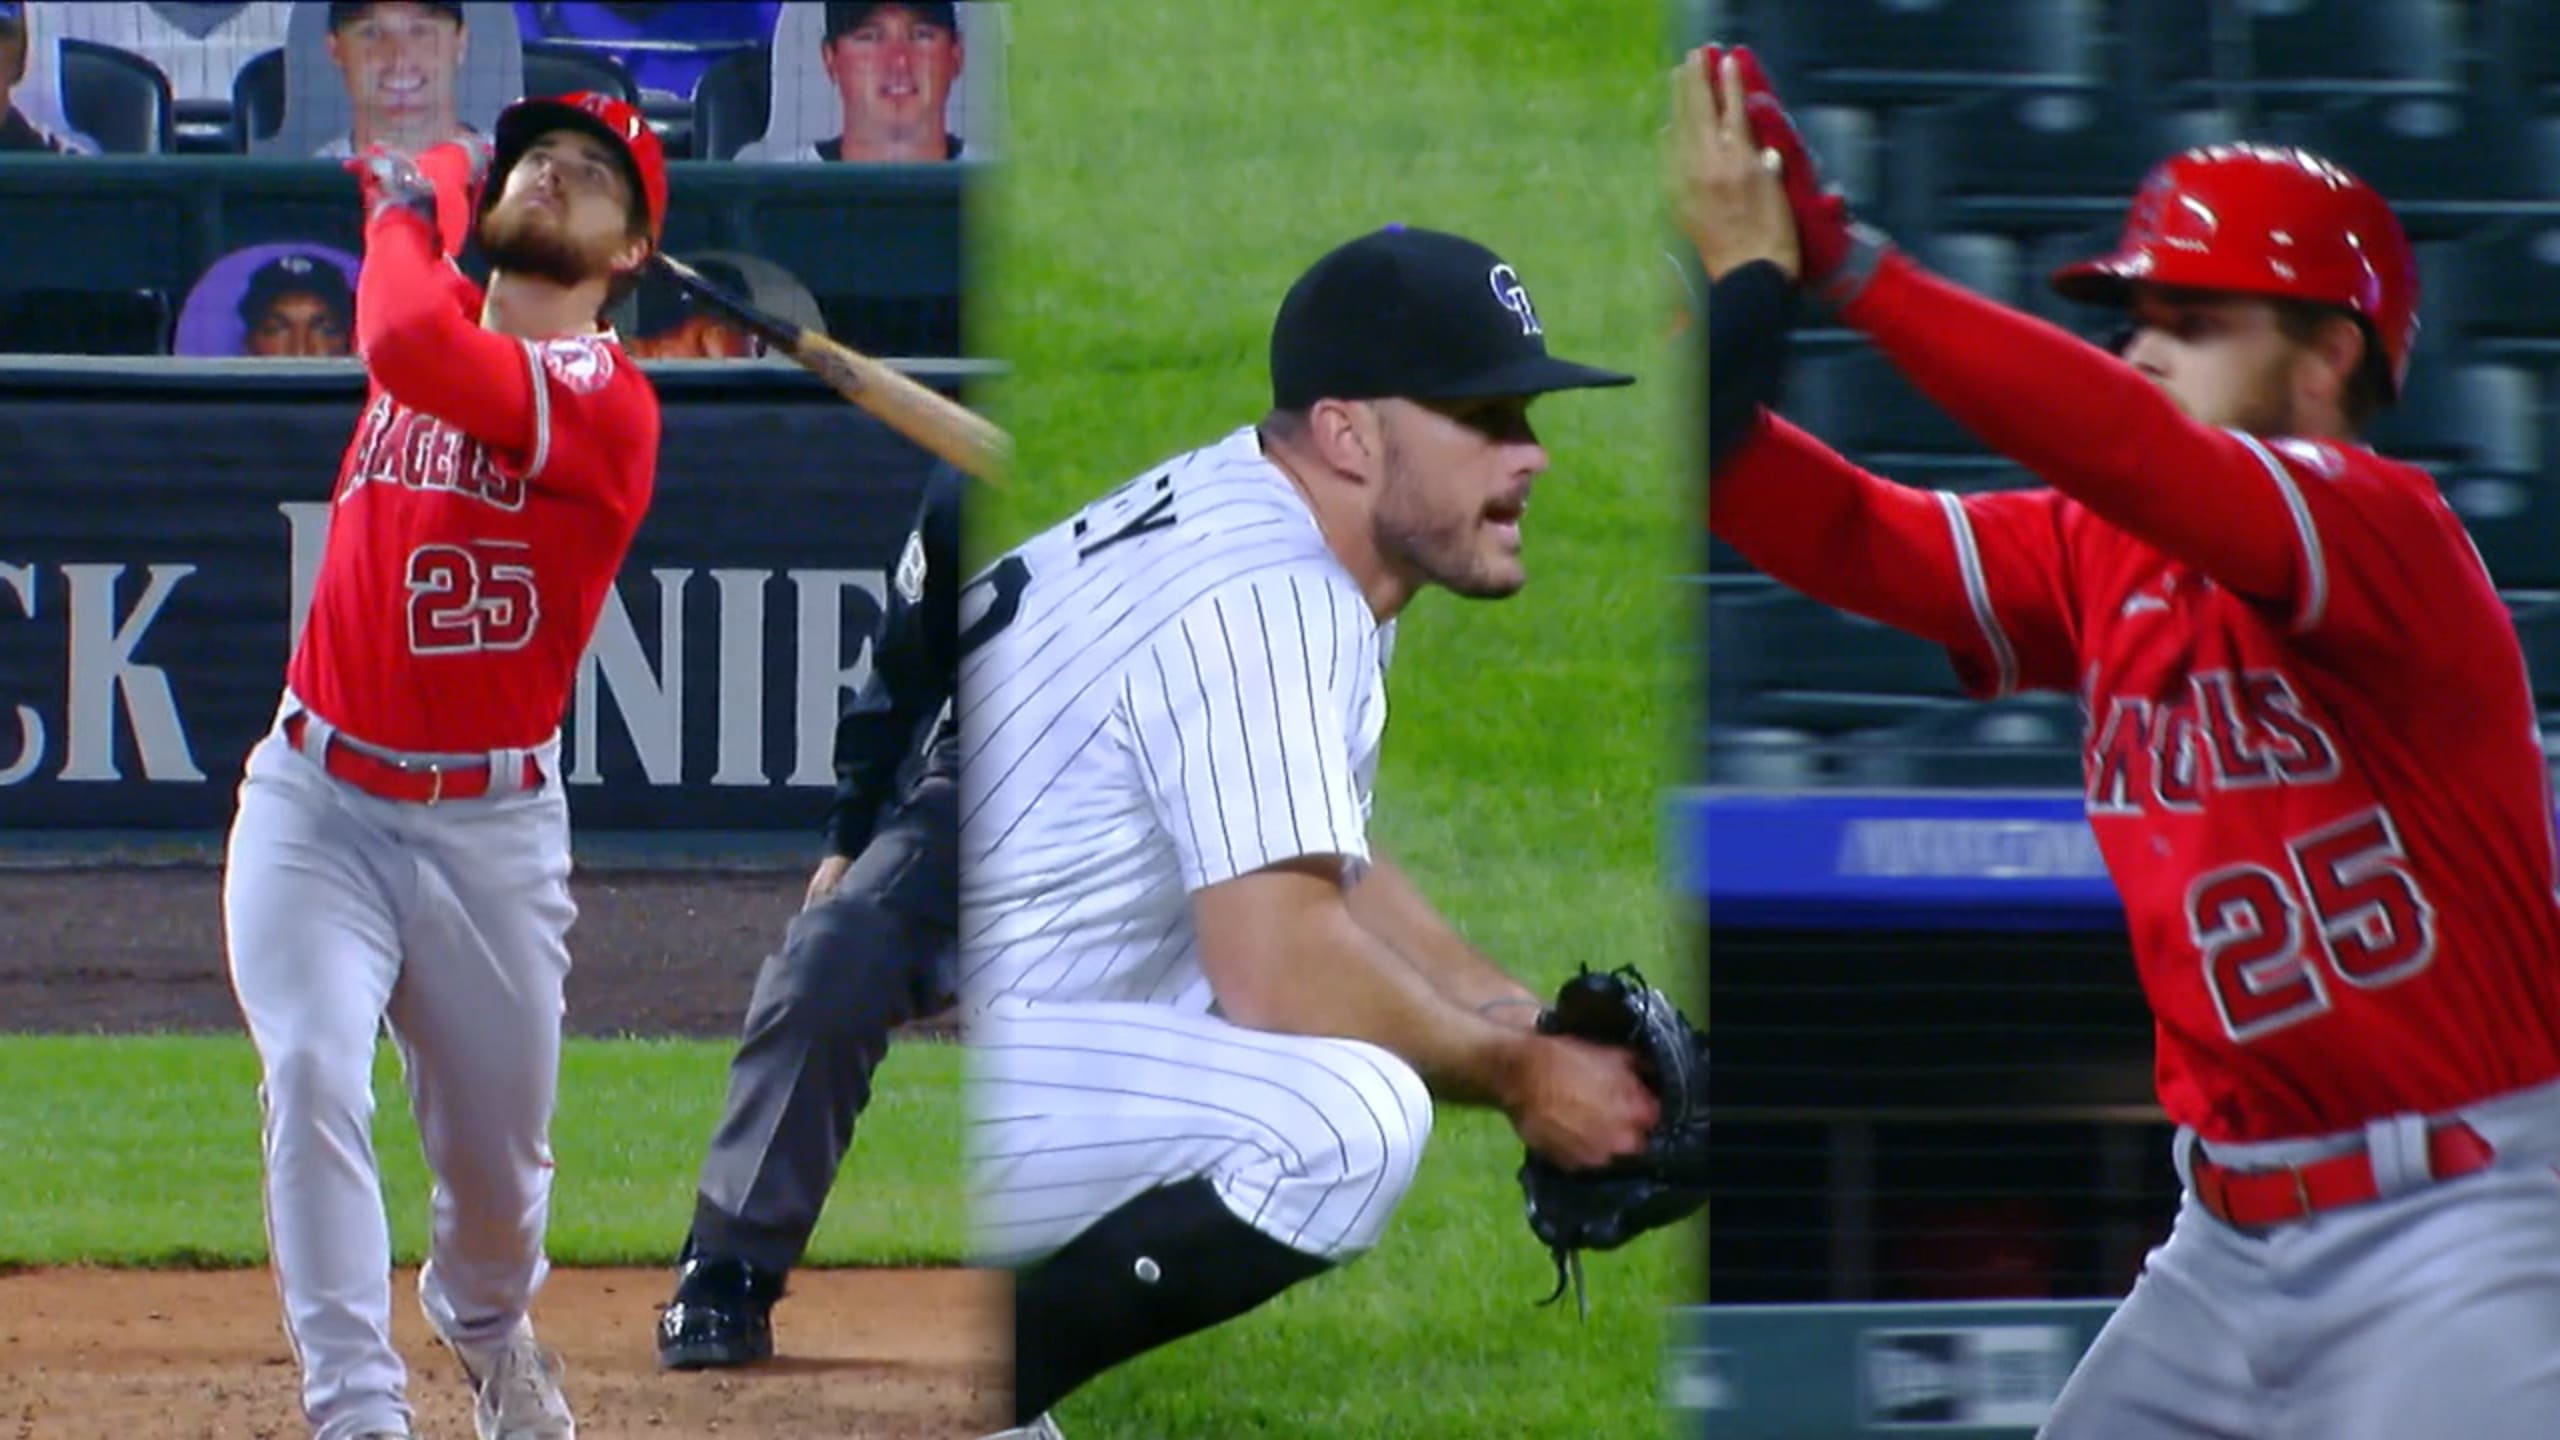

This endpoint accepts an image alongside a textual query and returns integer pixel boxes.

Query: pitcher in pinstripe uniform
[957,226,1655,1436]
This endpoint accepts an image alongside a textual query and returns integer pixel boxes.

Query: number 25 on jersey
[2190,805,2439,1042]
[405,542,540,655]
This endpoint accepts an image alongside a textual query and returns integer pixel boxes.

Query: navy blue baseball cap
[826,1,958,37]
[1270,227,1634,410]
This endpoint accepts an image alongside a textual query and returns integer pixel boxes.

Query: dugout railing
[0,156,971,360]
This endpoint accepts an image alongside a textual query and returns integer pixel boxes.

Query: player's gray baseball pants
[224,705,572,1440]
[686,774,957,1270]
[2041,1076,2560,1439]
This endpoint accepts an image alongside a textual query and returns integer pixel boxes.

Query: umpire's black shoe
[656,1249,786,1371]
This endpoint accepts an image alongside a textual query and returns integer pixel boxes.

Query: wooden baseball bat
[649,252,1010,482]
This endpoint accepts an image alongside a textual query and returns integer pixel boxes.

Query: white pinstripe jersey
[35,2,294,102]
[959,426,1394,1013]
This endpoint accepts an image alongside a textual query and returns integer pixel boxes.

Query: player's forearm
[1344,854,1542,1027]
[1843,250,2297,602]
[1201,865,1532,1107]
[1235,907,1532,1107]
[355,208,538,456]
[1707,259,1797,473]
[1712,415,1988,650]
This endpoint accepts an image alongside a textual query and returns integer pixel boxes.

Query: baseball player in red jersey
[1679,49,2560,1437]
[221,91,666,1440]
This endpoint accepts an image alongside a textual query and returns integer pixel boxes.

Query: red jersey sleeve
[355,204,654,513]
[505,332,660,524]
[1710,415,2083,697]
[1938,486,2083,698]
[1843,251,2310,616]
[2227,434,2493,654]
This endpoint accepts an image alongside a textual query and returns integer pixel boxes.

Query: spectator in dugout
[315,0,478,158]
[237,252,354,358]
[0,2,91,151]
[34,2,291,104]
[620,249,824,359]
[511,1,780,102]
[801,1,963,162]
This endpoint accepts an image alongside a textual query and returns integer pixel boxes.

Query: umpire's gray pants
[688,776,955,1271]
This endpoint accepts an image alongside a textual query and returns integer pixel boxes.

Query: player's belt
[282,712,544,806]
[2189,1121,2497,1229]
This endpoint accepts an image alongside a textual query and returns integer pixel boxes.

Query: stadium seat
[2280,95,2560,234]
[1702,724,1831,788]
[2447,474,2560,591]
[1796,106,1881,219]
[2233,0,2458,97]
[2505,598,2560,707]
[1709,584,1970,735]
[2487,0,2560,112]
[1786,349,1993,476]
[1913,232,2024,309]
[1734,0,2096,108]
[172,99,238,154]
[1895,87,2237,234]
[58,38,172,155]
[520,39,639,105]
[230,46,283,151]
[2109,0,2220,103]
[2447,223,2560,364]
[2363,359,2539,477]
[0,289,171,356]
[691,44,771,161]
[1839,696,2086,790]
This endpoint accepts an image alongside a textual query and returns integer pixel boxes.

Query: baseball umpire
[654,459,963,1369]
[1681,45,2560,1438]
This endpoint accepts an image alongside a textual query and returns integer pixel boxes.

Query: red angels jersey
[288,259,659,753]
[1944,433,2560,1141]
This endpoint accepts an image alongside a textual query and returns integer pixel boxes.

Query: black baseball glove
[1516,964,1711,1316]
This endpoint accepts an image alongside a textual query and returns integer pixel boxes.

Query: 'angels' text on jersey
[338,393,527,512]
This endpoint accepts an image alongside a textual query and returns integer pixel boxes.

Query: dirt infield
[0,1265,1009,1439]
[0,863,832,1037]
[0,864,997,1436]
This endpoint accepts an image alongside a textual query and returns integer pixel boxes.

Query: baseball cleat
[979,1417,1065,1440]
[427,1312,576,1440]
[654,1249,785,1371]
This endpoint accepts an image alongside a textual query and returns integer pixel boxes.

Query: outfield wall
[0,358,985,838]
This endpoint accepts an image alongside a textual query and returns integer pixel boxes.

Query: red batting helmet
[480,91,668,243]
[2050,143,2419,398]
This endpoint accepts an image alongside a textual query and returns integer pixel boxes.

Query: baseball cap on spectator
[624,251,826,342]
[824,2,959,38]
[1269,226,1634,410]
[328,2,464,27]
[238,253,356,330]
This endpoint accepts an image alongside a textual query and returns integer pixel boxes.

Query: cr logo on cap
[1488,264,1542,338]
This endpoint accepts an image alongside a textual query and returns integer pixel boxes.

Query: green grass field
[0,1035,967,1268]
[978,1,1695,1436]
[1,5,1698,1436]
